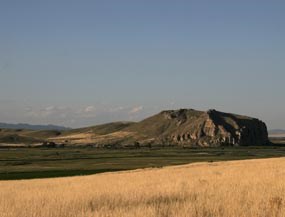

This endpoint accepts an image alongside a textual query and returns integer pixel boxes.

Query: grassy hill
[0,128,63,145]
[61,121,134,136]
[0,122,134,146]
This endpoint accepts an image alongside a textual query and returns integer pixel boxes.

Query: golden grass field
[1,158,285,217]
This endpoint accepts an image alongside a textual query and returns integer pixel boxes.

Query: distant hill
[61,121,134,136]
[268,129,285,138]
[51,109,269,147]
[0,122,70,131]
[0,109,270,147]
[269,129,285,135]
[0,122,133,145]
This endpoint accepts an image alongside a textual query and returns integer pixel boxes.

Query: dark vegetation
[0,138,284,180]
[0,128,61,144]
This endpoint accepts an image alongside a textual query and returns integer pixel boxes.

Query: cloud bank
[20,104,150,128]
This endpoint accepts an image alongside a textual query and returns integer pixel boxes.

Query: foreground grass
[1,145,285,180]
[1,158,285,217]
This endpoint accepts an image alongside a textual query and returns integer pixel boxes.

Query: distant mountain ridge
[0,122,70,131]
[269,129,285,135]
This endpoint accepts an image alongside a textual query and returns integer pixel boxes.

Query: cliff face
[204,110,269,146]
[127,109,269,147]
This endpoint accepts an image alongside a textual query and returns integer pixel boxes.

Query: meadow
[1,145,285,180]
[1,157,284,217]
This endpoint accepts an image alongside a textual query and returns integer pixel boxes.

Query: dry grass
[50,131,134,145]
[51,132,95,144]
[1,158,285,217]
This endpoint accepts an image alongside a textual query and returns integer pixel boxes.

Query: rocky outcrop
[47,108,270,148]
[205,109,269,146]
[130,109,269,147]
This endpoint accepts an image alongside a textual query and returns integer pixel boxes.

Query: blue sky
[0,0,284,128]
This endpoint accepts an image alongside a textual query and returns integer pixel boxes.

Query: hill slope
[0,129,62,144]
[0,109,269,147]
[50,109,269,147]
[50,122,135,145]
[121,109,269,146]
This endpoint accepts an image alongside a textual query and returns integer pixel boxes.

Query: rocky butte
[1,108,269,148]
[50,108,269,148]
[113,108,269,147]
[151,109,269,147]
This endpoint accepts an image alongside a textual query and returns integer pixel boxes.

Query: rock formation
[124,109,269,147]
[46,108,270,147]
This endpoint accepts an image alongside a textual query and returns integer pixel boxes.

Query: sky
[0,0,284,129]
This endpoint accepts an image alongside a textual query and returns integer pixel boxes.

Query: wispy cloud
[109,106,125,113]
[21,104,153,128]
[129,106,143,114]
[84,106,96,113]
[27,106,71,118]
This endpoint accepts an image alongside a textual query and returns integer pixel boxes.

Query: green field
[1,144,285,180]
